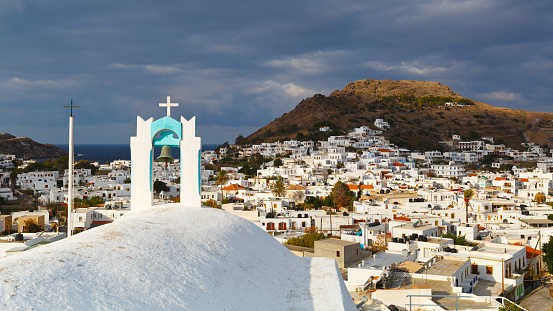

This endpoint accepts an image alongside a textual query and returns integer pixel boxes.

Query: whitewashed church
[0,97,355,310]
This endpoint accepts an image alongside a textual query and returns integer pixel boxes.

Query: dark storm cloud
[0,0,552,144]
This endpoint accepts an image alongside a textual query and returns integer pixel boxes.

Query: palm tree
[464,189,475,223]
[215,169,230,201]
[272,176,287,198]
[9,169,19,192]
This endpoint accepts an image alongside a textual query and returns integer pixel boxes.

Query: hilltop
[243,79,553,151]
[0,133,68,159]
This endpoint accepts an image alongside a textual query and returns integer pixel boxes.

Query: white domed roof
[0,204,355,310]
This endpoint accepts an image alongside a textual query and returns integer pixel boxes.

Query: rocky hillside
[243,79,553,151]
[0,133,68,159]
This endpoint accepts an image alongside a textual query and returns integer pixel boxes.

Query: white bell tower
[130,96,202,209]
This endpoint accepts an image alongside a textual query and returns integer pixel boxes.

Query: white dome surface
[0,204,356,310]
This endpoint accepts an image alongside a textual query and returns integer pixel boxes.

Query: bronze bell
[156,145,175,168]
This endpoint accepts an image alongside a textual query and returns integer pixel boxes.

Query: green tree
[272,176,287,197]
[202,199,219,208]
[468,130,481,140]
[332,181,355,211]
[44,155,69,173]
[285,226,326,248]
[73,198,85,208]
[482,154,499,165]
[46,202,59,220]
[543,236,553,274]
[464,189,475,223]
[89,196,104,207]
[323,193,334,207]
[24,162,48,172]
[153,180,167,196]
[441,232,473,246]
[22,218,43,233]
[75,160,98,175]
[305,196,323,209]
[235,134,246,145]
[498,300,522,311]
[9,169,19,192]
[273,158,283,168]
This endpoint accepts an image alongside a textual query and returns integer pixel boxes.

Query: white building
[374,119,390,130]
[431,162,466,178]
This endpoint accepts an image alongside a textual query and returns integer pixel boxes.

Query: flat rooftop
[420,237,453,245]
[425,257,468,277]
[445,243,525,260]
[354,251,411,270]
[315,238,358,246]
[397,223,438,231]
[284,245,314,253]
[477,243,524,255]
[521,219,553,225]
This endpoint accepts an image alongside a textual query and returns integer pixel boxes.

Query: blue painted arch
[151,116,182,147]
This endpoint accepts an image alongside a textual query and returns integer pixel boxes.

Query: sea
[55,144,219,164]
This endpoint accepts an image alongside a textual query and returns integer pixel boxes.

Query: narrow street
[520,285,553,311]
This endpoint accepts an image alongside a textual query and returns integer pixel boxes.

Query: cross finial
[159,96,178,117]
[64,99,80,117]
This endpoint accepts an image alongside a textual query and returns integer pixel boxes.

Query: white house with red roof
[491,176,519,194]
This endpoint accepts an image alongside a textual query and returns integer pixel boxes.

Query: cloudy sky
[1,0,552,144]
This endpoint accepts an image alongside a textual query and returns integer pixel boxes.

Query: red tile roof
[222,184,246,191]
[347,184,374,190]
[395,216,411,221]
[286,185,306,190]
[514,243,541,259]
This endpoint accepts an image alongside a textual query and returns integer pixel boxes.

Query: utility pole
[539,230,543,280]
[64,99,79,238]
[502,258,505,296]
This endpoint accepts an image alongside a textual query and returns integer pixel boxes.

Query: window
[266,223,275,230]
[486,266,493,275]
[471,263,478,274]
[336,251,340,257]
[356,249,359,255]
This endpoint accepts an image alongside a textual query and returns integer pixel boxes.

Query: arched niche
[131,113,201,210]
